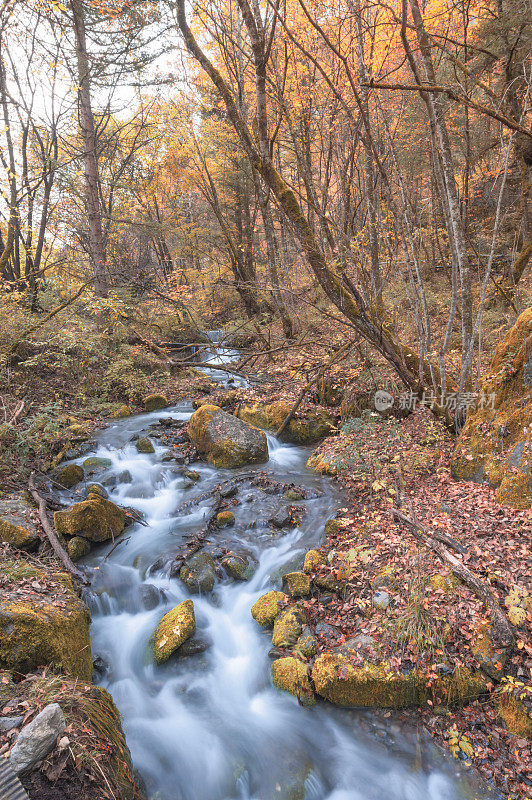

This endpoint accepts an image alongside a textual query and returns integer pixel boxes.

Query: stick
[393,508,514,649]
[28,472,89,585]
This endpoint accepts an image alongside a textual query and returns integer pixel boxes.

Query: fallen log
[393,508,514,649]
[28,473,89,585]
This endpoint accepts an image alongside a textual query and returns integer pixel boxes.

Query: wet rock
[372,590,390,611]
[184,469,200,482]
[303,549,324,573]
[270,507,293,529]
[151,599,195,664]
[187,404,269,469]
[136,437,155,454]
[296,629,317,658]
[237,401,335,444]
[271,657,315,707]
[251,591,287,627]
[220,482,238,498]
[111,404,132,418]
[313,569,343,593]
[179,553,216,593]
[67,536,91,562]
[144,394,169,412]
[92,655,108,677]
[283,489,305,501]
[84,483,108,499]
[282,572,311,598]
[83,456,112,471]
[138,583,162,610]
[222,551,258,581]
[216,510,235,528]
[177,635,209,658]
[9,702,66,775]
[54,464,84,488]
[0,496,40,552]
[272,605,307,648]
[54,496,125,543]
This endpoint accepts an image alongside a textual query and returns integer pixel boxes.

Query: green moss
[111,404,132,418]
[497,693,532,738]
[0,519,39,551]
[144,393,169,412]
[282,572,310,598]
[68,536,91,561]
[216,510,235,527]
[83,456,112,470]
[237,401,334,444]
[303,549,324,573]
[54,496,126,542]
[136,436,155,453]
[55,463,84,488]
[151,600,195,664]
[271,657,315,707]
[251,591,287,627]
[272,605,307,648]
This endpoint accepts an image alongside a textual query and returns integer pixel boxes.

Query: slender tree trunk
[70,0,108,297]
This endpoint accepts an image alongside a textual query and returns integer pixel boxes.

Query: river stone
[9,702,66,775]
[138,583,162,610]
[136,437,155,454]
[177,635,209,657]
[251,591,287,627]
[0,715,23,731]
[271,657,315,707]
[270,506,293,528]
[272,605,307,648]
[67,536,91,562]
[151,600,195,664]
[54,463,84,488]
[83,456,112,471]
[216,510,235,527]
[222,551,258,581]
[282,572,310,598]
[187,404,269,469]
[84,483,108,499]
[54,496,126,543]
[179,553,216,593]
[303,549,325,573]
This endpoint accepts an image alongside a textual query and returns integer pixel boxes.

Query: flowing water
[63,338,485,800]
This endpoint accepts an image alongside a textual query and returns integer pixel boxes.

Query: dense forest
[0,0,530,798]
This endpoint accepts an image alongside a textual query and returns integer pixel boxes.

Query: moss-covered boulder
[0,583,92,680]
[0,498,40,553]
[296,630,317,658]
[497,692,532,738]
[216,510,235,527]
[54,464,84,488]
[151,599,195,664]
[83,456,112,471]
[471,622,508,679]
[272,605,307,648]
[67,536,91,562]
[237,401,335,445]
[222,551,258,581]
[144,393,169,412]
[271,657,315,707]
[303,549,325,573]
[312,654,488,708]
[187,404,269,469]
[54,496,125,543]
[135,436,155,454]
[452,307,532,508]
[179,553,216,593]
[282,572,311,598]
[251,591,287,627]
[111,404,132,418]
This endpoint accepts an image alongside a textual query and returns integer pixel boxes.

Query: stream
[65,337,484,800]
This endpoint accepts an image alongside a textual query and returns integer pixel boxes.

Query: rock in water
[187,404,268,469]
[272,605,307,648]
[9,703,66,775]
[54,463,84,488]
[151,600,196,664]
[135,436,155,454]
[271,657,315,707]
[222,551,258,581]
[282,572,311,598]
[54,496,125,542]
[144,394,169,412]
[179,553,216,593]
[251,591,287,627]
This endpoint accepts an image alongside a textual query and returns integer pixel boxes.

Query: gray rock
[222,551,259,581]
[187,406,269,468]
[270,506,293,528]
[117,469,133,483]
[179,553,216,593]
[9,703,65,775]
[372,590,390,611]
[139,583,161,610]
[0,716,23,732]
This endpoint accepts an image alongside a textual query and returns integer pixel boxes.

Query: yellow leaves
[447,726,474,760]
[371,480,385,491]
[508,606,526,626]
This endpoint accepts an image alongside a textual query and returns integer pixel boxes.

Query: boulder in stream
[54,463,84,488]
[272,605,307,648]
[187,404,268,469]
[135,436,155,454]
[251,591,287,627]
[151,599,196,664]
[271,657,315,707]
[179,553,216,593]
[237,400,335,444]
[222,550,258,581]
[144,393,169,412]
[54,495,126,542]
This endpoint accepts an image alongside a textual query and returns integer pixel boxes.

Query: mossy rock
[451,307,532,509]
[111,404,133,418]
[237,401,335,445]
[83,456,112,471]
[429,573,461,593]
[54,496,125,543]
[151,600,195,664]
[471,622,508,680]
[282,572,310,598]
[55,463,84,488]
[271,657,315,707]
[0,497,40,552]
[84,483,108,500]
[251,591,287,627]
[216,510,235,527]
[303,549,325,573]
[144,394,169,412]
[497,693,532,738]
[67,424,88,437]
[222,551,258,581]
[187,404,269,469]
[179,553,216,593]
[296,630,317,658]
[135,436,155,454]
[67,536,91,562]
[312,654,488,708]
[272,605,307,648]
[0,588,92,680]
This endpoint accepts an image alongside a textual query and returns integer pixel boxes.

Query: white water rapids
[62,338,485,800]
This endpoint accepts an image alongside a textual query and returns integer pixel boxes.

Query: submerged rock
[144,394,169,412]
[54,496,126,543]
[151,600,196,664]
[251,591,287,627]
[222,551,258,581]
[179,553,216,593]
[9,702,66,775]
[187,404,269,469]
[271,657,315,707]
